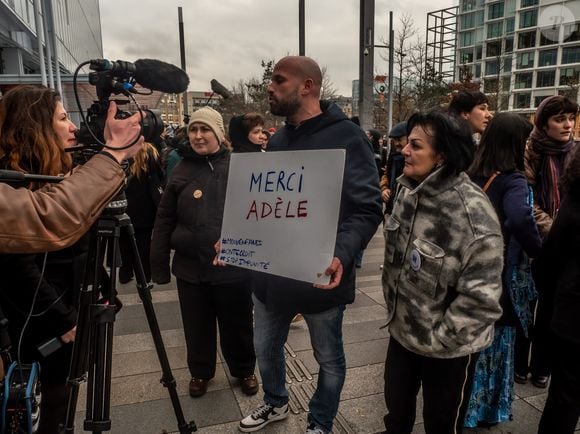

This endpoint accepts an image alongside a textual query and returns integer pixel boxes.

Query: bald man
[240,56,382,434]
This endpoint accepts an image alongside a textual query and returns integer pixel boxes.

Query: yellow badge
[193,189,203,199]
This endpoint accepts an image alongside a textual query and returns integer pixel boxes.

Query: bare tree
[321,66,338,100]
[378,14,421,122]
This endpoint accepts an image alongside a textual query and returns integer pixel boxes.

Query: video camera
[72,57,190,151]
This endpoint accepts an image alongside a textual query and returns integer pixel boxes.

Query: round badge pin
[193,189,203,199]
[410,249,422,271]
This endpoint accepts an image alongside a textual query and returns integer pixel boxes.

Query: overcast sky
[99,0,455,97]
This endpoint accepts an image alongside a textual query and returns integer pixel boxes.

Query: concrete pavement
[71,229,575,434]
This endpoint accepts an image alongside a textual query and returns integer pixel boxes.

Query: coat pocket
[405,238,445,297]
[383,216,400,264]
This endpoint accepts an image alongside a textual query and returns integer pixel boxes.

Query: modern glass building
[0,0,102,76]
[455,0,580,113]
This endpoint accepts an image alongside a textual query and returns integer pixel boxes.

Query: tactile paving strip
[284,342,354,434]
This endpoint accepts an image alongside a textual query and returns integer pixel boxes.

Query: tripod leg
[123,220,196,433]
[61,217,119,434]
[61,226,108,434]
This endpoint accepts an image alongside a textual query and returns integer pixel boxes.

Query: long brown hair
[130,142,160,179]
[0,85,72,178]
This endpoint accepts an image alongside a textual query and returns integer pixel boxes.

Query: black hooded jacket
[229,115,262,153]
[150,145,246,284]
[252,101,383,313]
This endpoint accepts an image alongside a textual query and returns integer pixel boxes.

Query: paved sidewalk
[71,229,574,433]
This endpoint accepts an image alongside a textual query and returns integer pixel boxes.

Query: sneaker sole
[239,411,288,432]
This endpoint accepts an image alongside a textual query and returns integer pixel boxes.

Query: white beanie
[188,107,225,143]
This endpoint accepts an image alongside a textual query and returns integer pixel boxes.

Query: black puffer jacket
[150,145,246,284]
[252,101,383,314]
[228,115,262,153]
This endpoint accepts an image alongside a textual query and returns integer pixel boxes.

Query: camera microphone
[210,79,232,99]
[90,58,190,94]
[134,59,189,94]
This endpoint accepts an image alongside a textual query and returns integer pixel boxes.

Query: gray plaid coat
[382,169,504,359]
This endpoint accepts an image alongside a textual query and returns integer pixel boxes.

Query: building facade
[0,0,102,75]
[455,0,580,114]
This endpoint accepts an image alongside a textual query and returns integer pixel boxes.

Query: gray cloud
[100,0,454,96]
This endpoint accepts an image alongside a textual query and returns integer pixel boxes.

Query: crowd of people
[0,57,578,434]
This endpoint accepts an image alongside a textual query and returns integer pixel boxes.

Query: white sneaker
[239,402,289,432]
[305,423,327,434]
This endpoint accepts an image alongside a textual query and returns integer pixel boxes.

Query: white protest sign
[219,149,345,284]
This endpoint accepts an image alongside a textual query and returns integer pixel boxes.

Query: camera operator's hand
[60,325,77,343]
[103,101,145,163]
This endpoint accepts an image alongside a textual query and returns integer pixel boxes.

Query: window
[516,52,534,69]
[500,95,509,111]
[505,17,515,34]
[518,31,536,49]
[538,49,558,67]
[488,22,503,39]
[540,27,559,46]
[475,63,482,78]
[461,12,475,30]
[461,50,474,64]
[562,46,580,64]
[460,31,474,47]
[536,70,556,87]
[488,2,504,19]
[486,61,499,75]
[463,0,477,12]
[475,10,485,26]
[476,45,483,60]
[502,76,511,92]
[515,72,533,89]
[504,56,513,72]
[560,67,580,86]
[487,41,502,57]
[534,96,550,108]
[505,38,514,53]
[521,0,538,6]
[484,77,499,91]
[520,9,538,28]
[564,23,580,43]
[515,93,531,108]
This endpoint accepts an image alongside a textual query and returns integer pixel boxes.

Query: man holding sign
[239,56,382,434]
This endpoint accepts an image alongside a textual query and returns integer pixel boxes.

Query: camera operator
[0,94,144,254]
[0,84,143,434]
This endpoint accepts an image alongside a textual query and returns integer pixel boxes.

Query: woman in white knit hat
[150,107,258,398]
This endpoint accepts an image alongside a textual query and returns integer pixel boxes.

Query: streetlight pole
[299,0,305,55]
[388,11,394,133]
[178,7,189,125]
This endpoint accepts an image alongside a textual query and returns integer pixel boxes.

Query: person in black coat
[228,112,266,153]
[118,142,164,283]
[465,112,543,427]
[239,56,382,434]
[150,107,257,398]
[534,144,580,434]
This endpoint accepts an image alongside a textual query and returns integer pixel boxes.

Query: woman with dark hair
[534,145,580,434]
[0,84,84,433]
[518,95,578,389]
[382,110,503,433]
[464,113,542,427]
[228,112,266,153]
[448,90,492,135]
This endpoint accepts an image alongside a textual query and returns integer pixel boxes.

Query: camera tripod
[60,201,196,434]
